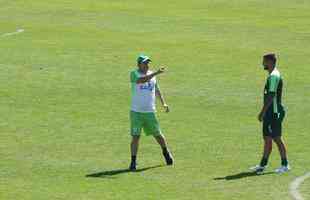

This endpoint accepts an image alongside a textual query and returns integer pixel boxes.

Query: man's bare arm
[258,93,275,121]
[136,68,165,84]
[156,87,169,113]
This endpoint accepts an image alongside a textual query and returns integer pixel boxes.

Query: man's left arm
[155,83,170,113]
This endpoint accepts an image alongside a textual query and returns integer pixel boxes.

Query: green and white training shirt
[130,69,159,113]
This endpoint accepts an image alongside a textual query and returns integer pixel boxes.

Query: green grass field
[1,0,310,199]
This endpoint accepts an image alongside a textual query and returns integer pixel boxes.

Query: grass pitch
[1,0,310,200]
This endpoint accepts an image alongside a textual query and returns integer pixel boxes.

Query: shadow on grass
[214,171,275,181]
[85,165,164,178]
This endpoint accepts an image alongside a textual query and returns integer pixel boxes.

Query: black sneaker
[163,152,174,165]
[129,161,137,171]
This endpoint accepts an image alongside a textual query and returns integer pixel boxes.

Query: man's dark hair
[263,53,277,65]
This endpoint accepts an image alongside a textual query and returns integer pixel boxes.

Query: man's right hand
[163,104,170,113]
[258,111,264,122]
[157,67,165,74]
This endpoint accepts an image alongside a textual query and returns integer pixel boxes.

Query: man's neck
[268,66,276,74]
[138,69,148,74]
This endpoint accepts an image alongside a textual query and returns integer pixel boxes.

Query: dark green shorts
[263,108,285,138]
[130,111,162,136]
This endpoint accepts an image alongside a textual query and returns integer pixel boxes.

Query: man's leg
[271,115,290,173]
[130,135,140,171]
[273,136,288,166]
[260,136,273,167]
[154,134,167,149]
[129,111,142,171]
[131,135,140,159]
[154,134,170,155]
[259,119,274,167]
[251,133,272,173]
[144,112,174,165]
[154,134,173,165]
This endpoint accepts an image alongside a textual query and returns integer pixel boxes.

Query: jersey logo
[139,82,154,91]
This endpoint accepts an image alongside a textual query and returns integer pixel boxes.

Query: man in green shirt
[129,54,174,171]
[251,53,290,174]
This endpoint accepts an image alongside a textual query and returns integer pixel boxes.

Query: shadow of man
[214,171,275,181]
[86,165,163,178]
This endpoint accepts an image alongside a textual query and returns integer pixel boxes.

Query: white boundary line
[1,29,24,37]
[290,172,310,200]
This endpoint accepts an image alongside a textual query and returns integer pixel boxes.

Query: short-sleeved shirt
[130,69,159,113]
[264,68,283,114]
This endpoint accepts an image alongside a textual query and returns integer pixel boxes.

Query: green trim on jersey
[130,69,139,95]
[264,68,283,115]
[268,75,280,113]
[130,70,139,83]
[268,75,280,92]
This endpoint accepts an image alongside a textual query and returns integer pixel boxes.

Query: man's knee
[273,136,281,141]
[131,136,140,142]
[264,136,273,143]
[273,136,283,144]
[154,133,166,141]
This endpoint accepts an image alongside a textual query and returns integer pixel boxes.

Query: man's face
[262,59,272,70]
[138,62,149,73]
